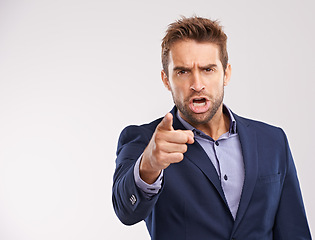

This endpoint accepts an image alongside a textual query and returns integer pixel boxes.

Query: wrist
[139,155,162,184]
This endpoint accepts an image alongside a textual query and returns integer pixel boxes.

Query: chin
[185,111,213,126]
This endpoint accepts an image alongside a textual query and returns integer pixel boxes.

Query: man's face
[161,39,231,127]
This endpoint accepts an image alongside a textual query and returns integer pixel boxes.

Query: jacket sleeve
[273,129,312,239]
[112,125,162,225]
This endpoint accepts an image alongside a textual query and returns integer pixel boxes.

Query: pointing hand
[140,113,194,184]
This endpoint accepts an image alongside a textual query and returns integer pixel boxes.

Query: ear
[161,70,171,91]
[223,64,232,86]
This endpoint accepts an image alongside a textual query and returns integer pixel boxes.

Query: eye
[177,70,187,75]
[204,68,213,72]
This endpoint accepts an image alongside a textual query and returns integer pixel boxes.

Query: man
[112,16,311,239]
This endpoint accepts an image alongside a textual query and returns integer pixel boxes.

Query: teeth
[192,98,207,107]
[193,102,206,107]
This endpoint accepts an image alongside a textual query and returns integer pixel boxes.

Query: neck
[191,105,230,140]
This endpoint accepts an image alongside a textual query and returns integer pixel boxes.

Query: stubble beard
[172,87,224,127]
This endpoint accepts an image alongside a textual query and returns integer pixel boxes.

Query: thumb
[158,113,174,131]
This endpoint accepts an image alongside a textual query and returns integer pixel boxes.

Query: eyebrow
[173,64,218,72]
[173,66,191,72]
[200,64,218,70]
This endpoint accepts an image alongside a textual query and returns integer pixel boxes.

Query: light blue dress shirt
[134,105,244,219]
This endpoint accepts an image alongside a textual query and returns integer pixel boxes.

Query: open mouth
[189,97,210,114]
[192,98,207,107]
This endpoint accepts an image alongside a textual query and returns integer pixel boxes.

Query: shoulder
[234,113,280,130]
[120,117,163,141]
[233,113,287,144]
[116,117,163,153]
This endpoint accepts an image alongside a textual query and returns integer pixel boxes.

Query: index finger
[157,113,174,131]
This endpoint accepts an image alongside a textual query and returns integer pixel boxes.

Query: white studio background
[0,0,314,239]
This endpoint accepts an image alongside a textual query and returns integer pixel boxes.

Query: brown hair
[161,16,228,76]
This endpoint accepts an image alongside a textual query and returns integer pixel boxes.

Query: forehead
[169,40,221,67]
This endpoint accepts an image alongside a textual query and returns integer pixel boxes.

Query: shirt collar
[176,104,237,135]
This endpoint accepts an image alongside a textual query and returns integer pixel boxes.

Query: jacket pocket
[258,173,281,183]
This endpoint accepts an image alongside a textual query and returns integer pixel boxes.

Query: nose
[190,72,205,92]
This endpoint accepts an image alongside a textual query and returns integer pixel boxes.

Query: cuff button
[130,194,137,205]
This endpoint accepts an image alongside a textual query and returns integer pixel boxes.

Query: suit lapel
[170,107,229,207]
[170,107,259,226]
[185,142,228,204]
[232,113,259,232]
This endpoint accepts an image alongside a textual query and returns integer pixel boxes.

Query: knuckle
[154,131,163,141]
[173,153,184,163]
[182,144,188,152]
[177,153,184,161]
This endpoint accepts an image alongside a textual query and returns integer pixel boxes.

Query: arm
[112,113,194,225]
[273,130,311,239]
[112,125,160,225]
[134,156,164,198]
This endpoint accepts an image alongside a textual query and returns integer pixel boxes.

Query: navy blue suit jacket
[112,107,311,240]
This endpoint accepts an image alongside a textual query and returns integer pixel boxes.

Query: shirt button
[215,141,219,146]
[224,175,228,181]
